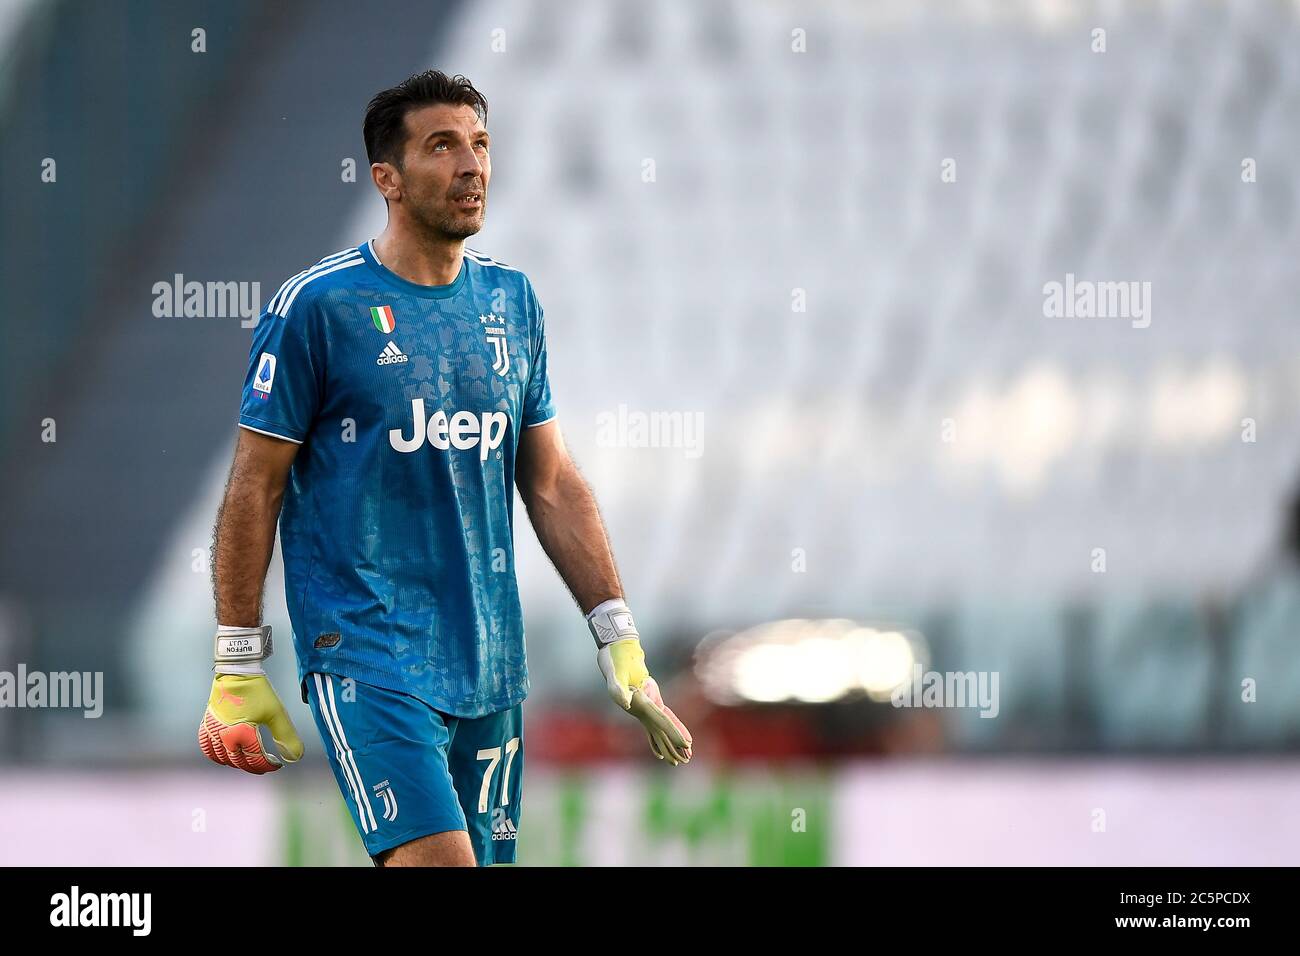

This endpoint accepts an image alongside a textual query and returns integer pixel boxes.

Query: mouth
[452,192,482,211]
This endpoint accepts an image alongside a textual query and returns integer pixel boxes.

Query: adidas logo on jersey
[491,807,517,841]
[377,341,408,366]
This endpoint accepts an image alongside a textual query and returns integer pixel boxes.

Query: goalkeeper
[199,70,691,867]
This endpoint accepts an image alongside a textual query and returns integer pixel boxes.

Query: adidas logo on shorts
[491,807,517,841]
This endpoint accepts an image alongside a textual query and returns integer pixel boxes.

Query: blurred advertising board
[3,763,1298,866]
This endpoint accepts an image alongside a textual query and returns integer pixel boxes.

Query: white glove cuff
[214,660,266,676]
[214,624,273,672]
[586,599,639,648]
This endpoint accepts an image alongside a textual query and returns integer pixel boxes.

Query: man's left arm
[515,420,693,765]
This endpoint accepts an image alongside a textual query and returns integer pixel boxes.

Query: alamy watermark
[152,274,262,327]
[595,404,704,459]
[50,886,150,935]
[1043,272,1151,329]
[891,664,999,718]
[0,664,103,718]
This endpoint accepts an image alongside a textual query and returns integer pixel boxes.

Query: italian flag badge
[370,305,396,333]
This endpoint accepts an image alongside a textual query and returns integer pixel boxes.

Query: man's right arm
[212,428,299,626]
[199,427,305,774]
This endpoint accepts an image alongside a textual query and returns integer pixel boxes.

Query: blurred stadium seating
[2,0,1299,865]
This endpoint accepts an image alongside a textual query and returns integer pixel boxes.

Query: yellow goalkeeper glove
[589,600,693,765]
[198,625,304,774]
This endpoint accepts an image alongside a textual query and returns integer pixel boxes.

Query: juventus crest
[479,313,509,377]
[371,779,398,823]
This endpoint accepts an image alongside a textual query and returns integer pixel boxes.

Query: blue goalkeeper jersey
[238,240,556,717]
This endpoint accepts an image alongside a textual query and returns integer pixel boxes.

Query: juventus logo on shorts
[479,313,509,377]
[372,780,399,822]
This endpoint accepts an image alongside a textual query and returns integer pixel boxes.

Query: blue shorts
[303,672,524,865]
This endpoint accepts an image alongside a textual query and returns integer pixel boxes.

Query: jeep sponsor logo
[389,399,508,461]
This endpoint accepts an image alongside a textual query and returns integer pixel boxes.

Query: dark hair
[363,70,489,168]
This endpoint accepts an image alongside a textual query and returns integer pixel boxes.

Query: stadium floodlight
[695,618,929,705]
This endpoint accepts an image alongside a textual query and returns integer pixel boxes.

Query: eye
[475,141,489,151]
[433,142,449,152]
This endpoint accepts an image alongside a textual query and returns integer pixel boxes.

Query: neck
[372,221,464,286]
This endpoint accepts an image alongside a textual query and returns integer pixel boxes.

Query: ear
[371,162,402,202]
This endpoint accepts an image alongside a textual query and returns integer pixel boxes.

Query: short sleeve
[522,281,556,428]
[238,303,322,443]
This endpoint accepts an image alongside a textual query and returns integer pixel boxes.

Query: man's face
[392,102,491,240]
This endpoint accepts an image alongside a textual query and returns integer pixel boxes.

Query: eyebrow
[421,128,491,143]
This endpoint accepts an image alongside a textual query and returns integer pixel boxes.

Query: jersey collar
[359,239,469,299]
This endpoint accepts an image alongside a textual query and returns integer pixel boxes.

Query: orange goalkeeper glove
[198,625,304,774]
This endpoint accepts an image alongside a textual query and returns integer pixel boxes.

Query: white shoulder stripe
[267,269,310,315]
[276,256,364,317]
[267,247,359,313]
[464,248,520,273]
[272,254,361,316]
[267,247,361,314]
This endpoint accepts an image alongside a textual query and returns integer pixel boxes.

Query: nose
[458,143,485,179]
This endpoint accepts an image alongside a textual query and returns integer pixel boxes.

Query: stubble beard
[410,193,486,242]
